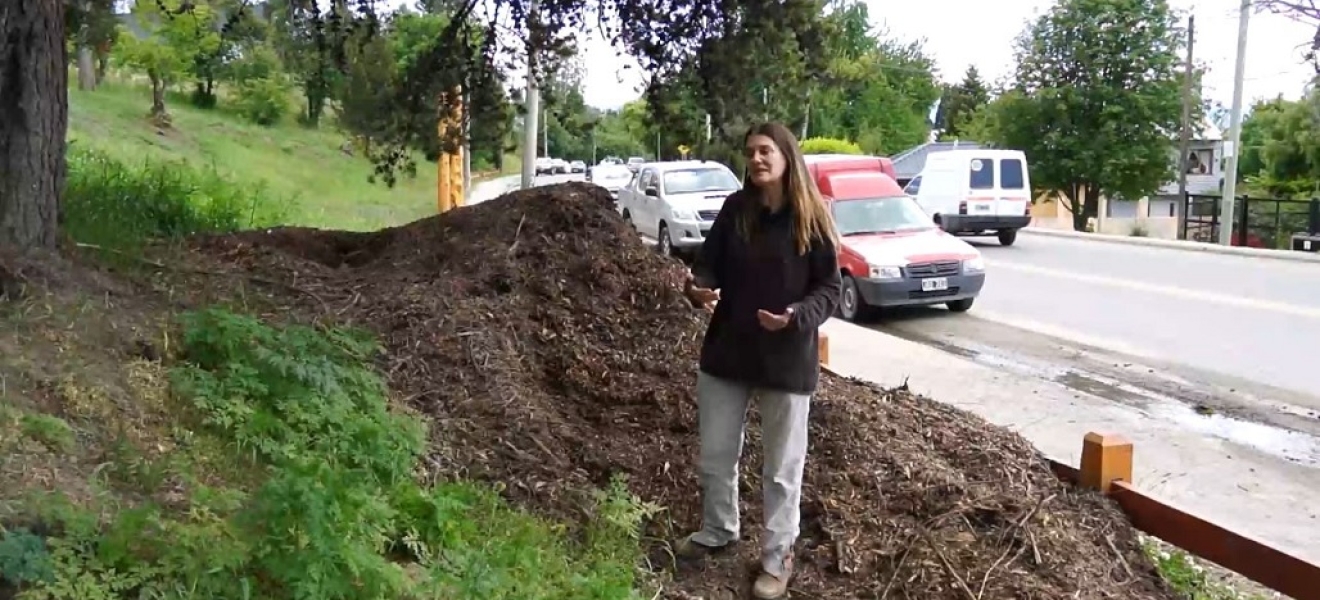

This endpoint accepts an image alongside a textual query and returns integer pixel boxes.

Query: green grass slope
[67,81,518,232]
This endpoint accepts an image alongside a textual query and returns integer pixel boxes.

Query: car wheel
[657,223,673,257]
[622,209,635,229]
[997,229,1018,246]
[946,298,975,313]
[839,275,877,322]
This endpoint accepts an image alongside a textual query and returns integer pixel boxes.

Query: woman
[679,122,841,600]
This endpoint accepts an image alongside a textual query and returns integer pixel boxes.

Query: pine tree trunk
[0,0,67,250]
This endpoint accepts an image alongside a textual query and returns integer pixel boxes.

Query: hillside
[67,82,517,232]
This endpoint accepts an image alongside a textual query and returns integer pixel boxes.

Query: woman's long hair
[738,122,840,255]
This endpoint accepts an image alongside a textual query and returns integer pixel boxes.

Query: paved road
[469,173,582,204]
[876,232,1320,445]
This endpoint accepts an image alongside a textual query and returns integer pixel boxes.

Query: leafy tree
[115,0,217,122]
[266,0,351,126]
[982,0,1185,230]
[187,0,270,108]
[792,3,938,155]
[1238,94,1320,197]
[936,66,989,140]
[590,109,650,160]
[1238,97,1290,189]
[335,6,514,180]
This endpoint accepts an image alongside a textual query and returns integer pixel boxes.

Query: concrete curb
[1021,227,1320,264]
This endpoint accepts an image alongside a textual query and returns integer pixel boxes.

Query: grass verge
[2,136,646,598]
[0,307,656,599]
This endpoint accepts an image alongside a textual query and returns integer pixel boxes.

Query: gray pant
[690,371,812,577]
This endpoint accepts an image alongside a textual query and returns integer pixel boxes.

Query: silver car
[617,160,741,257]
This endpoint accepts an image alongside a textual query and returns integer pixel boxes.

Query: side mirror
[645,187,659,197]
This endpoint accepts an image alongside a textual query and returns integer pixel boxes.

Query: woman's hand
[756,308,793,331]
[685,273,719,311]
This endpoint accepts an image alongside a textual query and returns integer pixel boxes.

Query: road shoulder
[820,317,1320,564]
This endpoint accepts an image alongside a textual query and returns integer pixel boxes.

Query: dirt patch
[0,247,186,518]
[168,182,1181,599]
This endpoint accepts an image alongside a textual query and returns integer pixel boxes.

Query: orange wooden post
[1078,432,1133,494]
[436,87,463,214]
[450,151,464,207]
[437,155,452,213]
[818,331,830,367]
[450,87,465,207]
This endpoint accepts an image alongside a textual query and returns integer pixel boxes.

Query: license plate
[921,277,949,292]
[974,203,992,212]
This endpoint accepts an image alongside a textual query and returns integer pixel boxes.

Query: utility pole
[519,0,541,190]
[1218,0,1251,246]
[542,107,549,157]
[1175,15,1195,240]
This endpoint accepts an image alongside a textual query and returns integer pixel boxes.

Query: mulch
[183,182,1181,599]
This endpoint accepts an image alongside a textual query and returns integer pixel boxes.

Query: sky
[571,0,1320,112]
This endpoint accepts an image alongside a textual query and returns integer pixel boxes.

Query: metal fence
[1182,194,1320,249]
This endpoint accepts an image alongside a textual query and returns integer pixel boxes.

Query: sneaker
[674,533,734,560]
[752,554,794,599]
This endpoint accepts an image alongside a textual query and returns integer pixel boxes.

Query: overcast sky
[571,0,1319,110]
[377,0,1319,112]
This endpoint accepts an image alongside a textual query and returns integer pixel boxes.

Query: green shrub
[0,527,55,590]
[63,146,284,253]
[234,76,293,126]
[799,136,864,155]
[15,309,658,600]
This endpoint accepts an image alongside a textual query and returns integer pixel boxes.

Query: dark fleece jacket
[690,190,841,394]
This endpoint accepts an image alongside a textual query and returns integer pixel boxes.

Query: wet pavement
[875,315,1320,469]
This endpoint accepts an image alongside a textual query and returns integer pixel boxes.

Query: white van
[902,149,1032,246]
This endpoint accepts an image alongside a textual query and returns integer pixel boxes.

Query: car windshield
[663,168,741,194]
[832,196,935,235]
[595,166,632,180]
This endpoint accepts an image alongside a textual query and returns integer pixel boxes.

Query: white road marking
[990,260,1320,320]
[961,309,1162,361]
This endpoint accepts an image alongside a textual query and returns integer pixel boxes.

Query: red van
[806,155,987,321]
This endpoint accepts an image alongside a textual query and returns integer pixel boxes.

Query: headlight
[672,208,698,221]
[963,256,986,273]
[867,264,903,279]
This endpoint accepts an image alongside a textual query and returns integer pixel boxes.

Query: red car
[805,155,987,322]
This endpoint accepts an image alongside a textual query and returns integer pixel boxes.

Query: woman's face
[745,134,786,188]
